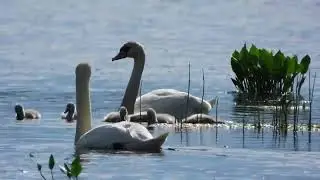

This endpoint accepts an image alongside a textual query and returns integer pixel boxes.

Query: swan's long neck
[75,74,92,145]
[66,112,74,121]
[16,109,25,120]
[121,53,145,114]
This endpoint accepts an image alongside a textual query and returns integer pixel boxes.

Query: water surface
[1,0,320,179]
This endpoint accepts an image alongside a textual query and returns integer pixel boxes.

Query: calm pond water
[1,0,320,179]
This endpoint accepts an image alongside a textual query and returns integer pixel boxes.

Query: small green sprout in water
[29,152,82,180]
[59,156,83,179]
[49,154,55,179]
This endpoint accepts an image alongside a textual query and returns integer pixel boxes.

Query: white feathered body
[24,109,41,119]
[76,121,167,150]
[134,89,214,120]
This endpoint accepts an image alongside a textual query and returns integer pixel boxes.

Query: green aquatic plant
[231,43,312,133]
[29,153,82,180]
[230,43,311,104]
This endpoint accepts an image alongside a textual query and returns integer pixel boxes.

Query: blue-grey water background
[1,0,320,179]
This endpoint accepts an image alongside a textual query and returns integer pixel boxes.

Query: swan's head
[64,103,76,121]
[146,108,158,125]
[14,104,25,120]
[112,41,144,61]
[75,63,91,80]
[64,103,75,114]
[119,106,129,121]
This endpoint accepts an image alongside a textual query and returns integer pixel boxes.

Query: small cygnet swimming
[14,104,41,120]
[61,103,77,121]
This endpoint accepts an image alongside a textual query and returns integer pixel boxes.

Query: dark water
[1,0,320,179]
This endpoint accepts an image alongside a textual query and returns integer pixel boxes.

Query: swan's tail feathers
[125,132,169,152]
[209,96,219,107]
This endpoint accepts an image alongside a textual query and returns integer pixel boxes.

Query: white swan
[74,63,169,151]
[112,41,217,119]
[61,103,77,121]
[182,113,225,124]
[14,104,41,120]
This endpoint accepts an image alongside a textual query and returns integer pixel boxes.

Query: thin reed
[182,62,191,130]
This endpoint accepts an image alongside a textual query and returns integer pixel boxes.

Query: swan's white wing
[183,114,225,124]
[76,123,138,149]
[117,121,153,140]
[134,89,212,119]
[134,89,186,117]
[76,121,155,150]
[157,113,175,124]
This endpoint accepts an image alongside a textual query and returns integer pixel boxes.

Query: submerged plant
[230,44,311,104]
[29,153,82,180]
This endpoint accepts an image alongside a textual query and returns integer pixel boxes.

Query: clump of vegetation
[230,43,311,105]
[29,153,82,180]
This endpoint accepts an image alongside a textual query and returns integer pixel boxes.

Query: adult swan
[112,41,217,119]
[74,63,169,151]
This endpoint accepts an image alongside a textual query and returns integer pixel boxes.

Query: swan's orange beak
[112,51,127,61]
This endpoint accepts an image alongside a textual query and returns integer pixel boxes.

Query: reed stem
[139,80,142,120]
[200,68,205,121]
[182,62,191,130]
[308,72,316,132]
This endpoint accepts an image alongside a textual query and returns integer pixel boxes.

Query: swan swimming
[74,63,169,151]
[14,104,41,120]
[112,41,217,119]
[61,103,77,121]
[182,113,225,124]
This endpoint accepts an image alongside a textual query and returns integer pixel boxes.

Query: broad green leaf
[273,50,285,68]
[249,44,259,57]
[286,55,298,75]
[239,43,248,63]
[299,55,311,74]
[71,156,82,177]
[231,57,244,81]
[272,50,286,79]
[232,50,240,60]
[259,49,273,73]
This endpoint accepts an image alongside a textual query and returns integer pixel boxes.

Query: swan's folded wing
[76,124,136,149]
[125,132,169,151]
[157,113,175,124]
[122,122,154,141]
[135,94,185,117]
[134,89,213,119]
